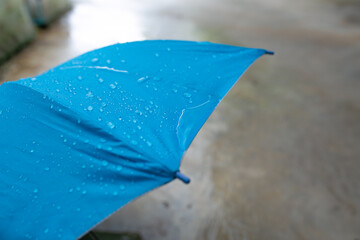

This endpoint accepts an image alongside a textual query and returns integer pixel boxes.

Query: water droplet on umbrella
[183,92,192,98]
[116,166,123,171]
[113,191,118,196]
[44,167,50,171]
[43,228,49,234]
[137,76,149,83]
[146,141,152,147]
[56,89,60,93]
[31,77,37,81]
[109,84,116,89]
[50,104,54,109]
[68,188,74,193]
[155,53,159,57]
[91,58,99,62]
[86,92,94,98]
[120,185,125,190]
[107,122,115,129]
[106,59,111,64]
[81,190,87,195]
[98,78,104,83]
[131,140,138,145]
[172,88,178,93]
[78,76,82,80]
[87,106,93,111]
[33,188,39,193]
[102,161,108,166]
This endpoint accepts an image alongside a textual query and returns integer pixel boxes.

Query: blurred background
[1,0,360,239]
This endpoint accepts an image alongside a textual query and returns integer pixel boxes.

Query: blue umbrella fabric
[0,40,272,239]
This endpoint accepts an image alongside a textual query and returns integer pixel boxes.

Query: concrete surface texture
[1,0,360,239]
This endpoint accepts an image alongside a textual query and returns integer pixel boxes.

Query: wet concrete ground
[1,0,360,239]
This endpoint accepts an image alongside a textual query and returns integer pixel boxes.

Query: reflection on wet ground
[1,0,360,239]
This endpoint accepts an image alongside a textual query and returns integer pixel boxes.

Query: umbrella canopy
[0,40,272,240]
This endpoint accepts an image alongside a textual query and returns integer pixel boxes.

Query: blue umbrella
[0,40,272,240]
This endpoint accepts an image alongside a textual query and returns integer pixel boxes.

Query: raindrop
[86,92,94,98]
[106,59,111,64]
[56,89,60,93]
[33,188,39,193]
[155,53,159,57]
[135,110,143,116]
[50,104,54,109]
[183,92,192,98]
[137,125,142,130]
[172,88,178,93]
[44,167,50,171]
[113,191,118,196]
[78,76,82,80]
[91,58,99,62]
[87,106,93,111]
[30,149,34,153]
[109,84,116,89]
[131,140,138,145]
[98,78,104,83]
[146,141,152,147]
[0,110,2,115]
[102,161,109,167]
[81,190,87,195]
[137,76,149,83]
[120,185,125,190]
[153,76,161,81]
[31,77,37,81]
[68,188,74,193]
[107,122,115,129]
[116,166,123,171]
[43,228,49,234]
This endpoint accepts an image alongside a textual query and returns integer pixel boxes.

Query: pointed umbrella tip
[175,171,191,184]
[265,50,275,55]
